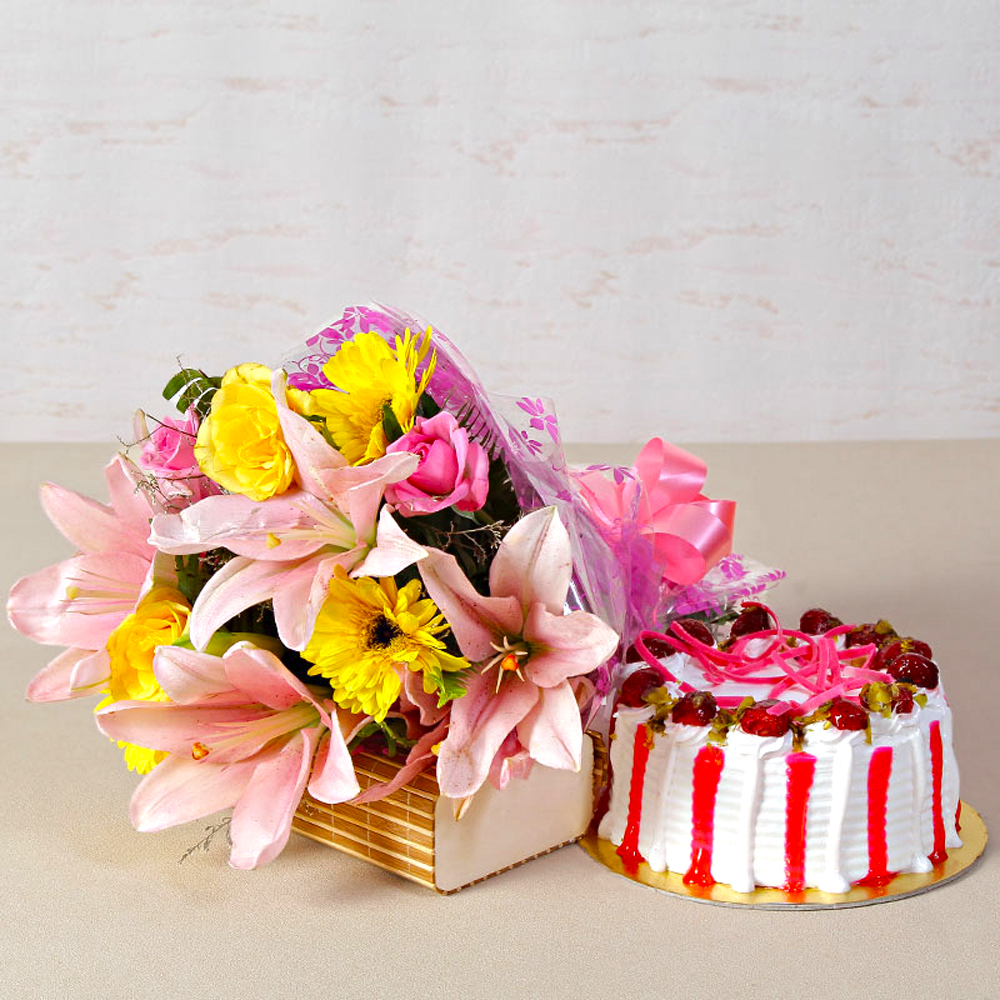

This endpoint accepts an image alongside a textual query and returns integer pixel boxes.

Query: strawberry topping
[740,700,791,737]
[827,697,868,731]
[671,691,718,727]
[884,652,939,690]
[616,667,665,708]
[799,608,843,635]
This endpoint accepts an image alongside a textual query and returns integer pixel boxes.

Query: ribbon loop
[574,439,735,588]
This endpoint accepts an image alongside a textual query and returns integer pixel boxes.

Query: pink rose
[138,409,219,503]
[385,411,489,517]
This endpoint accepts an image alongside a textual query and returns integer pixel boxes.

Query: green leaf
[423,663,473,708]
[416,392,441,419]
[174,554,204,605]
[162,367,222,417]
[347,717,417,757]
[162,371,192,402]
[381,400,405,443]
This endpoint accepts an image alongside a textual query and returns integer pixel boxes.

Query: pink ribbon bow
[574,438,736,587]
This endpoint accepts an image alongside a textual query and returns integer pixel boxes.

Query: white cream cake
[597,608,962,894]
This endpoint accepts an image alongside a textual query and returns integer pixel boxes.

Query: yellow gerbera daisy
[309,327,436,465]
[99,586,191,774]
[301,568,468,722]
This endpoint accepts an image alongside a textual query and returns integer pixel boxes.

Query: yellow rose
[195,363,310,501]
[103,586,191,774]
[106,586,191,703]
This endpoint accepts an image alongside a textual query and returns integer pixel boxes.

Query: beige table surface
[2,441,997,1000]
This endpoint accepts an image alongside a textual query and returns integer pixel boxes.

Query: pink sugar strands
[638,604,895,712]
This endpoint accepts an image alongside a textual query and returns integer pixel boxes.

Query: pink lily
[417,507,619,799]
[7,455,166,702]
[95,641,361,869]
[148,369,426,651]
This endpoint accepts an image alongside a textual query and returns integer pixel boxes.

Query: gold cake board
[579,801,987,909]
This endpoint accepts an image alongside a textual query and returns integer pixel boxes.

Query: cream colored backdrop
[3,1,998,443]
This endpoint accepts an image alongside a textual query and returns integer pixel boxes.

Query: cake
[597,605,962,894]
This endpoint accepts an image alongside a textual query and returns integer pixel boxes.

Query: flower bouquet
[8,304,766,891]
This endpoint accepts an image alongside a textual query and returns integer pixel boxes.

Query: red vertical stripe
[784,753,816,892]
[616,724,651,872]
[683,744,725,887]
[858,746,895,888]
[928,720,947,865]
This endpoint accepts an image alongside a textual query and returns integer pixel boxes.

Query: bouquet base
[293,734,600,893]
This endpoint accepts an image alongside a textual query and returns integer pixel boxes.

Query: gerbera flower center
[367,612,403,650]
[301,570,471,721]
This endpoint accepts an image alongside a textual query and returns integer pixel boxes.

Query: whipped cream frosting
[598,682,961,894]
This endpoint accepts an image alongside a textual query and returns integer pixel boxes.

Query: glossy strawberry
[827,698,868,731]
[892,685,916,714]
[799,608,843,635]
[740,699,791,737]
[671,691,718,726]
[885,652,939,690]
[729,604,772,640]
[845,621,897,649]
[624,635,676,663]
[616,667,665,707]
[669,618,714,647]
[879,637,934,667]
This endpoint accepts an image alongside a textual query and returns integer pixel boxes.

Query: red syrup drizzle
[616,724,651,873]
[928,720,947,865]
[683,744,725,887]
[783,753,817,893]
[857,746,895,888]
[955,799,963,833]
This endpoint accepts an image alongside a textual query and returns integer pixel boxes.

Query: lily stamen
[480,636,531,691]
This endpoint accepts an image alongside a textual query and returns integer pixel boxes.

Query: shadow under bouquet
[8,304,769,878]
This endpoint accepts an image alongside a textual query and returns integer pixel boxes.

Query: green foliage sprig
[162,366,222,418]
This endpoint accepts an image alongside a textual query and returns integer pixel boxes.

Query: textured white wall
[3,1,999,443]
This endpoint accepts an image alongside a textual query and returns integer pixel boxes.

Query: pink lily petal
[187,556,299,651]
[130,754,259,832]
[349,506,427,579]
[270,368,348,501]
[418,548,523,662]
[139,550,179,601]
[516,680,583,771]
[69,646,111,692]
[229,727,318,869]
[330,451,420,545]
[272,551,357,652]
[7,551,148,648]
[40,481,141,557]
[153,645,238,704]
[95,701,276,755]
[106,454,160,531]
[522,603,619,688]
[435,670,539,799]
[572,674,597,710]
[148,492,325,562]
[307,728,361,803]
[352,717,449,804]
[222,644,314,711]
[25,647,98,703]
[401,668,449,727]
[488,505,572,614]
[488,733,535,791]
